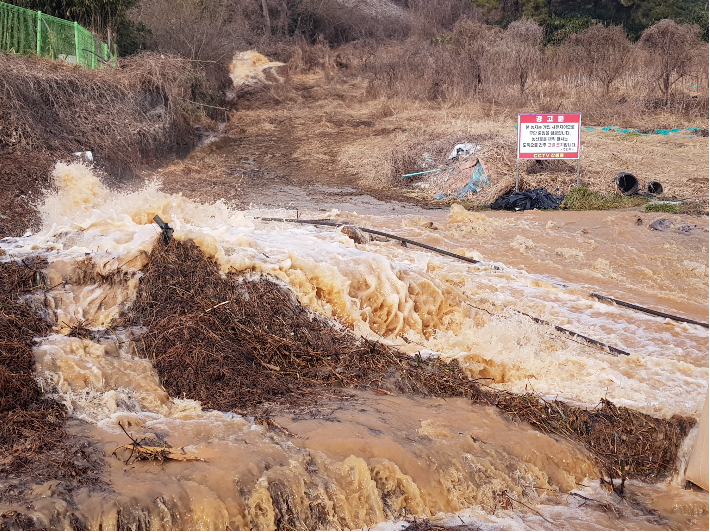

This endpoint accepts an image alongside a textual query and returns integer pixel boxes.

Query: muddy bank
[0,52,202,239]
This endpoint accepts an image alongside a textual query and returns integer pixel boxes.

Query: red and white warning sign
[518,113,581,159]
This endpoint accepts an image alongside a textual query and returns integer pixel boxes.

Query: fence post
[36,11,41,56]
[74,20,79,65]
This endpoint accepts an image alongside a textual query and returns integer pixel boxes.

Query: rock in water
[340,225,370,244]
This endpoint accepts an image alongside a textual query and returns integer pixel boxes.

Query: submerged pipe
[258,217,708,329]
[260,217,499,268]
[590,293,709,328]
[153,215,173,244]
[515,311,630,357]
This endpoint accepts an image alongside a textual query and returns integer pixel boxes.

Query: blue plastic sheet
[434,161,489,200]
[551,125,703,137]
[455,161,489,197]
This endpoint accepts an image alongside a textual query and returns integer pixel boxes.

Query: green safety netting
[516,124,705,137]
[1,1,112,68]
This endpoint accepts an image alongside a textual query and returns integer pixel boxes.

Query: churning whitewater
[0,162,707,530]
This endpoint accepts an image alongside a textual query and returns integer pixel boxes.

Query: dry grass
[0,51,207,237]
[218,70,708,206]
[562,187,649,210]
[0,151,54,238]
[154,68,707,210]
[0,51,200,177]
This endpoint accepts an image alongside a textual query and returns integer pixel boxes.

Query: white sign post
[516,113,582,191]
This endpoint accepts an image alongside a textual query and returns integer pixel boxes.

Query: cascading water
[0,162,707,530]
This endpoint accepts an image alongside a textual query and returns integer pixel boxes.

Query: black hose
[590,293,709,329]
[515,311,630,357]
[260,217,500,268]
[259,217,708,329]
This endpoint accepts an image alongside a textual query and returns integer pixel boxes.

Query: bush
[565,24,632,95]
[502,18,543,95]
[640,19,703,105]
[562,187,649,210]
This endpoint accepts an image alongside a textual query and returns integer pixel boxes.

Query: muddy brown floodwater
[0,163,707,530]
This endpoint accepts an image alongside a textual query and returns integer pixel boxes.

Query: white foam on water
[1,163,707,530]
[1,163,706,420]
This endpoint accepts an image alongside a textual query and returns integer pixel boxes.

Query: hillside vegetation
[4,1,707,123]
[1,0,708,238]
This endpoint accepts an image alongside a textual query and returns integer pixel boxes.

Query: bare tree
[503,18,543,95]
[132,0,257,62]
[640,19,702,105]
[565,24,632,95]
[452,17,501,95]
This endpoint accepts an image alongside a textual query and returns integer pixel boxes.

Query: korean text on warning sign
[518,113,581,159]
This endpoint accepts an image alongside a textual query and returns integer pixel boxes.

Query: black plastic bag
[491,188,564,211]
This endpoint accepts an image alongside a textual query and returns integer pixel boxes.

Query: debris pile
[0,259,102,489]
[121,239,489,413]
[493,393,695,483]
[122,239,695,484]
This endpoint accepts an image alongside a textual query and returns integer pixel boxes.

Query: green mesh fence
[0,1,113,68]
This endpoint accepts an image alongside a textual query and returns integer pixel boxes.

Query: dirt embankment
[0,52,202,238]
[0,260,104,530]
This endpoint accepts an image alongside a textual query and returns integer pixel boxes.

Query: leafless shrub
[407,0,482,36]
[640,19,703,106]
[132,0,253,62]
[452,17,501,94]
[501,19,543,95]
[565,24,632,95]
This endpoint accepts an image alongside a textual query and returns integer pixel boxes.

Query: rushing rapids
[0,162,707,530]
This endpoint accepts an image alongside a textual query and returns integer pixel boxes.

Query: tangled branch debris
[113,421,204,465]
[492,393,694,483]
[121,239,489,413]
[123,239,694,483]
[0,259,103,504]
